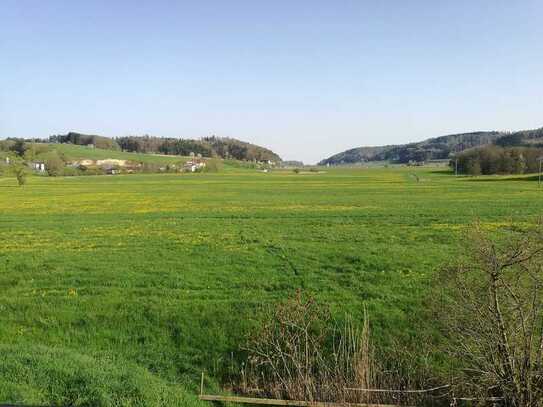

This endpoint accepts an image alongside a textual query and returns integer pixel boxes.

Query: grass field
[36,143,193,165]
[1,167,542,405]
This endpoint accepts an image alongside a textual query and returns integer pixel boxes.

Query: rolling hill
[48,132,282,163]
[319,127,543,166]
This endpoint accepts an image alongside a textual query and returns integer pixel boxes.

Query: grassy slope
[44,143,192,165]
[1,167,542,405]
[50,144,249,172]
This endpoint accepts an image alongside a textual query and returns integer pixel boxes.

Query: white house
[31,162,46,173]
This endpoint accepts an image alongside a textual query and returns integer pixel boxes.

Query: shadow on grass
[427,170,454,175]
[467,174,540,182]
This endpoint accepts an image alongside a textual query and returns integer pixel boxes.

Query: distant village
[4,155,208,176]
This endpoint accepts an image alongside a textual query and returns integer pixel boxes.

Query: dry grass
[235,292,441,405]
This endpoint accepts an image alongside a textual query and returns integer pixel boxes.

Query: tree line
[46,132,281,162]
[48,132,120,150]
[115,135,280,162]
[452,145,543,175]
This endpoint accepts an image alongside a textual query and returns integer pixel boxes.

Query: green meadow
[46,143,192,165]
[1,167,541,405]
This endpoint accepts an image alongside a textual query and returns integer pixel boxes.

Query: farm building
[183,160,206,172]
[30,162,46,173]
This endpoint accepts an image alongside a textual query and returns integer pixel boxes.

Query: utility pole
[539,157,543,188]
[455,158,458,177]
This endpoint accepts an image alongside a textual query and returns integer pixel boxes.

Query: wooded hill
[46,132,282,162]
[319,127,543,165]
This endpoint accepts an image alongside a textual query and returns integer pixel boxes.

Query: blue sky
[1,1,542,163]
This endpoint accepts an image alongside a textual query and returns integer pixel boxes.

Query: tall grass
[0,344,202,407]
[235,293,439,405]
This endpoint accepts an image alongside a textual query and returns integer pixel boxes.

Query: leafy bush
[45,153,65,176]
[9,140,27,157]
[203,159,223,173]
[0,140,14,152]
[23,143,50,161]
[14,165,27,185]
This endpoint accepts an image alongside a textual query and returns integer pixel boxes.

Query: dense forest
[320,127,543,166]
[45,133,281,162]
[452,145,543,175]
[49,133,120,150]
[319,131,503,165]
[115,135,281,162]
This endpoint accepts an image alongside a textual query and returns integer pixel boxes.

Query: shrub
[14,164,27,186]
[45,153,65,176]
[235,293,433,405]
[23,143,49,161]
[0,140,14,152]
[203,159,223,173]
[438,221,543,406]
[9,139,27,157]
[6,160,29,186]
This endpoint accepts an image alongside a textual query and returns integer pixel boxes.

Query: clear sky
[1,1,542,163]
